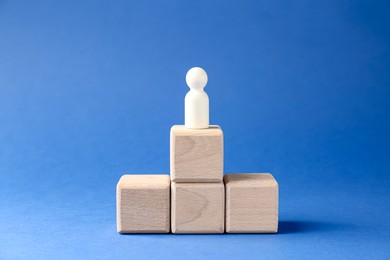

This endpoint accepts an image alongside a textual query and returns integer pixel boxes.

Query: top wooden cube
[170,125,223,183]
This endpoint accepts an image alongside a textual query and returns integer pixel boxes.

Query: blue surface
[0,0,389,259]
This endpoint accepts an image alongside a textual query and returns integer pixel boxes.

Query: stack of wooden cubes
[116,124,278,234]
[170,125,225,233]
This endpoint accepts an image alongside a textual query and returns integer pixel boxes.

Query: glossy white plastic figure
[185,67,209,129]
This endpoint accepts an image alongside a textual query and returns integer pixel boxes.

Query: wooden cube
[171,182,224,233]
[116,174,170,233]
[224,173,278,233]
[170,125,223,183]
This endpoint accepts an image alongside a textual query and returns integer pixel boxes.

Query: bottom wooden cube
[116,174,170,233]
[224,173,278,233]
[171,182,225,234]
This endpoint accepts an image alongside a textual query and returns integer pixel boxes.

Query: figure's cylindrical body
[185,89,209,129]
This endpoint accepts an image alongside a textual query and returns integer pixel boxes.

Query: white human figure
[185,67,209,129]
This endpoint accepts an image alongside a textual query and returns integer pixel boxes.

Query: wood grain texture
[116,174,170,233]
[170,125,223,183]
[224,173,278,233]
[171,182,225,234]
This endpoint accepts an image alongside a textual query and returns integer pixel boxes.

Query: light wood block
[170,125,223,183]
[171,182,224,233]
[116,174,170,233]
[224,173,278,233]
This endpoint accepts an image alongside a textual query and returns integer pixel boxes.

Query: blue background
[0,0,389,259]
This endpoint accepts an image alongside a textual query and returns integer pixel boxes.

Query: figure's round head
[186,67,208,90]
